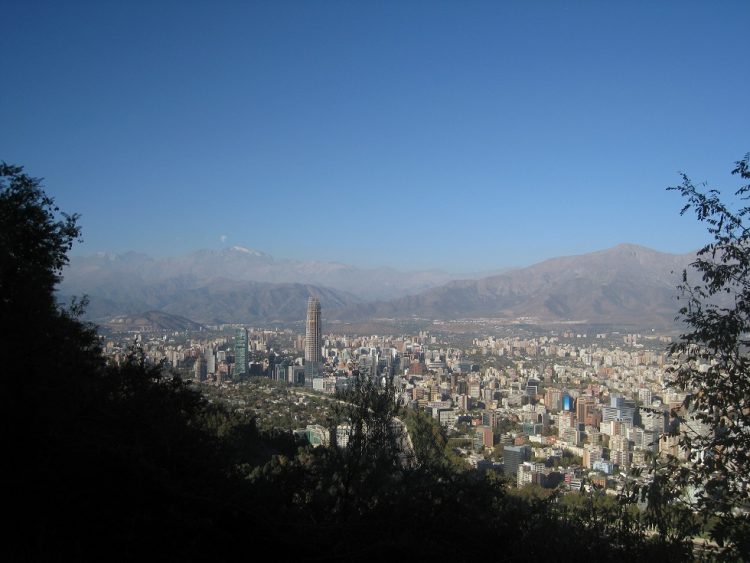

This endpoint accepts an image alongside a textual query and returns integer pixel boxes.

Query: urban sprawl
[102,297,696,495]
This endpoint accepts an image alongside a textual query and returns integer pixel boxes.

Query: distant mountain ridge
[63,246,474,302]
[60,243,696,327]
[332,244,696,327]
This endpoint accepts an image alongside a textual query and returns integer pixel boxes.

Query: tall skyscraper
[234,328,248,380]
[305,297,322,384]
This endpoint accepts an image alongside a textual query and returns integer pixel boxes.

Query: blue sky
[2,1,748,272]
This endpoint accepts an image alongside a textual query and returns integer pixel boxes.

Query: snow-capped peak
[231,246,263,256]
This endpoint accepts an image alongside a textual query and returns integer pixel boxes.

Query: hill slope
[103,311,205,331]
[334,244,694,327]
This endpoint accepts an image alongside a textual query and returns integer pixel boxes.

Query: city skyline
[2,1,748,271]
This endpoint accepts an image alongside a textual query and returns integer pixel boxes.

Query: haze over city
[2,1,747,271]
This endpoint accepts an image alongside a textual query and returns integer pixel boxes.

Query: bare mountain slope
[58,276,362,325]
[335,244,694,327]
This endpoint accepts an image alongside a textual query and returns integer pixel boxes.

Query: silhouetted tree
[1,164,259,560]
[0,163,80,319]
[665,153,750,557]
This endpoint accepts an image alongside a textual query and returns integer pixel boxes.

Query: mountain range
[59,244,696,328]
[334,244,693,327]
[62,246,479,300]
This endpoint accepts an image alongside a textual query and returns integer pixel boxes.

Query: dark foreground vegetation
[3,158,748,561]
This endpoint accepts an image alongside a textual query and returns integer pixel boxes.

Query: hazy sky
[2,1,748,272]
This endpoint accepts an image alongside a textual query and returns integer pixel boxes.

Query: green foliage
[0,163,80,318]
[555,451,583,468]
[513,483,556,502]
[665,153,750,558]
[495,416,519,434]
[619,456,699,558]
[555,491,650,557]
[403,408,471,470]
[402,407,449,467]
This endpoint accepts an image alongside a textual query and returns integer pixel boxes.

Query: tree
[0,164,264,560]
[0,163,80,319]
[666,153,750,556]
[2,164,105,559]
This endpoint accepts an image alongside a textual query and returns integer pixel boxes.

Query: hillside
[334,244,694,327]
[103,311,205,332]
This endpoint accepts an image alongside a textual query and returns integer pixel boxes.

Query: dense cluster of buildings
[102,298,704,493]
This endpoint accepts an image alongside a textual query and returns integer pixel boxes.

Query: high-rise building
[287,365,305,385]
[562,393,574,411]
[474,426,494,450]
[545,388,562,411]
[503,444,531,485]
[305,297,322,383]
[206,350,216,375]
[305,297,322,363]
[194,356,207,382]
[641,408,667,433]
[583,444,604,468]
[638,388,653,407]
[576,396,599,426]
[602,395,637,426]
[234,328,248,380]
